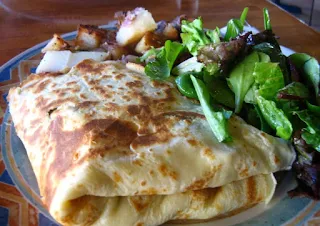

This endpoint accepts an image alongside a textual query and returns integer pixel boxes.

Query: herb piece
[191,75,232,142]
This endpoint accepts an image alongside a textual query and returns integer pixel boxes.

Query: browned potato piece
[75,25,106,50]
[135,32,165,54]
[116,8,157,46]
[41,34,70,53]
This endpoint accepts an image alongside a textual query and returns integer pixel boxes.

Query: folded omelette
[8,60,295,226]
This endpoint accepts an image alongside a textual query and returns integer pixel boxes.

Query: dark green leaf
[307,102,320,117]
[289,53,311,69]
[302,131,320,152]
[256,95,293,140]
[294,110,320,134]
[263,8,272,30]
[303,57,319,97]
[191,75,232,142]
[227,51,260,113]
[206,78,235,109]
[175,73,198,99]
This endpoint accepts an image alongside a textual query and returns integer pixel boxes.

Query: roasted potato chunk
[135,32,165,54]
[41,34,70,53]
[75,25,106,50]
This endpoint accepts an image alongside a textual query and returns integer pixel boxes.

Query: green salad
[140,8,320,199]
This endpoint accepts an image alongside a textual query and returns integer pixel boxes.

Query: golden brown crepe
[8,60,295,226]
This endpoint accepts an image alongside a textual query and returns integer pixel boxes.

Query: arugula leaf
[224,7,249,41]
[165,41,185,70]
[302,131,320,152]
[172,57,204,76]
[145,40,184,80]
[227,51,260,113]
[263,8,272,30]
[277,82,309,100]
[191,75,232,142]
[254,62,285,100]
[256,95,293,140]
[181,18,211,55]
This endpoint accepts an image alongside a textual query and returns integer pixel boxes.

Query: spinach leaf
[224,7,249,41]
[289,53,311,68]
[254,62,285,100]
[307,102,320,117]
[227,51,260,113]
[191,75,232,142]
[289,53,319,100]
[303,57,319,98]
[256,95,293,140]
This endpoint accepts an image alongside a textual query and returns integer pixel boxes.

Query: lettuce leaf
[181,18,211,55]
[227,51,260,113]
[254,62,285,100]
[256,95,293,140]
